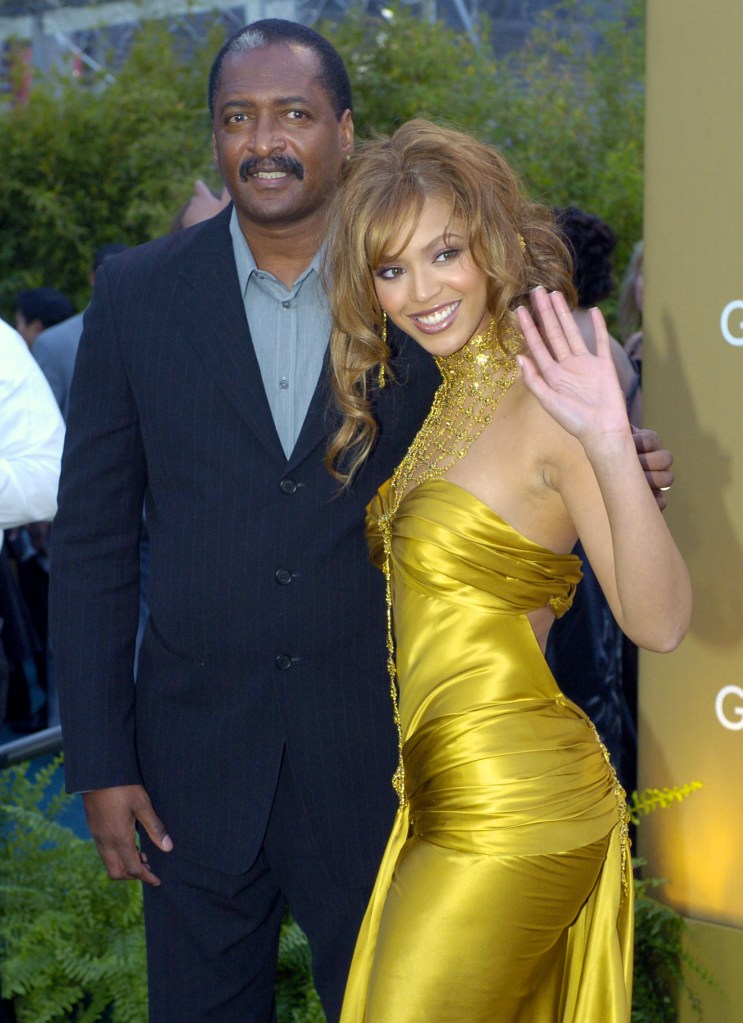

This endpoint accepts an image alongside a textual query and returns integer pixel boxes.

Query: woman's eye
[435,248,460,263]
[376,266,404,280]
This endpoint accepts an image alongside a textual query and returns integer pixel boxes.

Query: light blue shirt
[229,208,330,458]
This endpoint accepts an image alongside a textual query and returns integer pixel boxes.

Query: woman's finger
[516,305,555,376]
[528,288,581,361]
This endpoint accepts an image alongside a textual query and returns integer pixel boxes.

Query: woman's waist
[397,698,630,866]
[403,699,619,834]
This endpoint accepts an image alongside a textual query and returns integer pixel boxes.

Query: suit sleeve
[49,266,147,793]
[33,332,68,416]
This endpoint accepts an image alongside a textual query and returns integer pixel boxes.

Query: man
[14,287,74,349]
[50,19,673,1023]
[33,243,129,420]
[1,317,64,726]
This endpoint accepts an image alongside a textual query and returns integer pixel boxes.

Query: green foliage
[0,756,147,1022]
[0,756,325,1022]
[276,915,326,1023]
[321,0,645,282]
[628,783,704,825]
[0,18,224,318]
[483,0,646,274]
[318,5,499,137]
[632,866,711,1023]
[630,782,712,1023]
[0,1,645,322]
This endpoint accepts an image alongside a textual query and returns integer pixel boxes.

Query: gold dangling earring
[378,311,387,389]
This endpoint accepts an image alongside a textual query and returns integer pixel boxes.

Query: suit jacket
[33,311,85,421]
[49,206,439,881]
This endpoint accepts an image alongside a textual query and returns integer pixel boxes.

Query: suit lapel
[174,207,285,464]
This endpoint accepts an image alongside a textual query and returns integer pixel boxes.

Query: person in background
[33,244,129,421]
[618,240,644,380]
[14,287,74,351]
[0,317,64,729]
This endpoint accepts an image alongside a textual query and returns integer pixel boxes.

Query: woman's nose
[408,266,438,304]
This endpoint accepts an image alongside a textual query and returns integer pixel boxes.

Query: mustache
[239,155,305,181]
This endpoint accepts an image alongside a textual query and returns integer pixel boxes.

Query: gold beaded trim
[588,720,632,899]
[377,319,522,806]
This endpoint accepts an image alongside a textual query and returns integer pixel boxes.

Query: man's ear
[339,109,355,158]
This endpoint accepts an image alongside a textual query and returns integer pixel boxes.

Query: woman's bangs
[364,183,425,269]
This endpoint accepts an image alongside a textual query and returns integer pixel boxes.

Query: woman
[325,120,690,1022]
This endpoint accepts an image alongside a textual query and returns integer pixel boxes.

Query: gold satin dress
[341,478,633,1023]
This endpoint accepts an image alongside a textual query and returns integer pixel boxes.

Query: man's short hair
[208,18,352,121]
[16,287,75,329]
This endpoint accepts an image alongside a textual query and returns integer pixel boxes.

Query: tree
[0,19,223,317]
[322,1,645,276]
[0,1,645,321]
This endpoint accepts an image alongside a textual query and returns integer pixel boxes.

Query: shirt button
[274,654,293,670]
[279,478,298,495]
[279,378,289,390]
[282,300,290,309]
[275,568,293,585]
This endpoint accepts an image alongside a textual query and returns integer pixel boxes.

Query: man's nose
[249,115,285,158]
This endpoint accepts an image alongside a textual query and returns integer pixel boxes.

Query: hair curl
[324,119,575,483]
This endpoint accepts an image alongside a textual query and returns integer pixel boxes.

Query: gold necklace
[377,319,522,806]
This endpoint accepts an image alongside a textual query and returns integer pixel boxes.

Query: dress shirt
[0,318,65,550]
[229,208,329,458]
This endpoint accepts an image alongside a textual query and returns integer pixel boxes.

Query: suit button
[279,478,298,494]
[275,569,292,585]
[274,654,293,670]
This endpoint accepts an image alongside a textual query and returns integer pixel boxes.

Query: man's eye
[375,266,404,280]
[227,113,248,124]
[286,110,308,120]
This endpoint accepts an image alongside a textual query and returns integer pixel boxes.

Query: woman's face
[372,197,490,359]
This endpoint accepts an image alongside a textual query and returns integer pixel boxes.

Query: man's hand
[632,426,674,510]
[83,785,172,886]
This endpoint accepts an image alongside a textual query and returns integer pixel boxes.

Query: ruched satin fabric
[341,479,633,1023]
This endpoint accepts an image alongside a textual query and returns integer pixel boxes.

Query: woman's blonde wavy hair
[324,119,575,483]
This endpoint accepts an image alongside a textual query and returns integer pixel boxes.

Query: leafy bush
[0,19,224,317]
[323,0,645,282]
[629,785,712,1023]
[0,1,645,322]
[0,756,327,1022]
[0,757,147,1022]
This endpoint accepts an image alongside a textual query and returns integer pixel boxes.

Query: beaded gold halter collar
[377,318,522,806]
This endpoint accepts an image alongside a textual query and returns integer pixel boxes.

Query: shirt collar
[229,206,324,297]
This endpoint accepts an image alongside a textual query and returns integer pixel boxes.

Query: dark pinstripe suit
[50,206,438,1019]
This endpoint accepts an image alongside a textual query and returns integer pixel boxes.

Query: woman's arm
[516,288,691,652]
